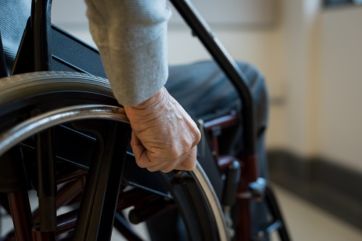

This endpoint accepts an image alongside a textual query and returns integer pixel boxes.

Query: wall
[317,7,362,171]
[279,1,362,172]
[279,0,321,156]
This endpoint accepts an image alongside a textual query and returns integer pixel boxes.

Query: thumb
[131,132,152,169]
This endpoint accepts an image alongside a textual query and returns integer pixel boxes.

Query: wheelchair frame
[0,0,291,241]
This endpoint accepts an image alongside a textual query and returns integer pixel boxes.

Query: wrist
[124,87,167,116]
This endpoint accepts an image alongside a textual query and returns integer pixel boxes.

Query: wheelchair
[0,0,291,241]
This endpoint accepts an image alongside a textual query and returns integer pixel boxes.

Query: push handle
[170,0,256,157]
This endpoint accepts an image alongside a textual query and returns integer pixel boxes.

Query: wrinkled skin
[125,87,201,173]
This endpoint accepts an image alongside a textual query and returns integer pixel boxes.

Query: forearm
[85,1,199,173]
[85,0,171,105]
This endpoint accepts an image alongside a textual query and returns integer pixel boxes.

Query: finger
[146,161,171,173]
[132,133,170,170]
[175,147,197,171]
[131,132,152,169]
[161,146,197,173]
[145,153,184,173]
[158,148,196,173]
[160,162,178,173]
[191,127,202,147]
[148,159,178,173]
[172,97,201,147]
[145,156,180,173]
[158,159,180,173]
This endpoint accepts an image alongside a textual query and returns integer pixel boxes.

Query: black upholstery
[0,0,31,71]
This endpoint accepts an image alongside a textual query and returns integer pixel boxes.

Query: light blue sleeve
[85,0,171,106]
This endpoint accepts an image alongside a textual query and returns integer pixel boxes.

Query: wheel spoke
[35,129,57,240]
[113,213,144,241]
[56,210,78,235]
[124,153,170,197]
[8,191,33,241]
[73,121,131,241]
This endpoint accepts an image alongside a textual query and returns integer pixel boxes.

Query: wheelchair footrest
[264,220,283,233]
[254,221,283,241]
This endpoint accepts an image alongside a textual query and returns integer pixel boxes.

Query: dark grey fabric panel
[0,0,31,69]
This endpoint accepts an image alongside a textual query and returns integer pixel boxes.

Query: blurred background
[50,0,362,240]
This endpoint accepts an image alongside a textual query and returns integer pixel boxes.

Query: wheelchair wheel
[0,72,228,241]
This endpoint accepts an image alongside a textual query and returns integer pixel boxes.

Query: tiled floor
[1,186,361,241]
[110,185,362,241]
[270,186,362,241]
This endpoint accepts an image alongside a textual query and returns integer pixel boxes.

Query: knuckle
[161,167,174,173]
[181,159,196,170]
[136,159,149,168]
[161,162,177,173]
[161,168,173,173]
[147,167,159,173]
[179,150,197,170]
[188,124,201,148]
[193,128,201,145]
[169,148,182,160]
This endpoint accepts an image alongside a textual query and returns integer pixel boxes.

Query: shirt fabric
[85,0,171,106]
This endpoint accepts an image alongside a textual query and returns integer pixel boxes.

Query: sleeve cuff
[99,26,169,106]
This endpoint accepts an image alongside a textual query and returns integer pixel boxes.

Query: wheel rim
[0,104,229,241]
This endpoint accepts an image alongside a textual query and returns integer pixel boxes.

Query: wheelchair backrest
[0,0,31,70]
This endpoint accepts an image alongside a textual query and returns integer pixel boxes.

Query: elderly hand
[124,87,201,173]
